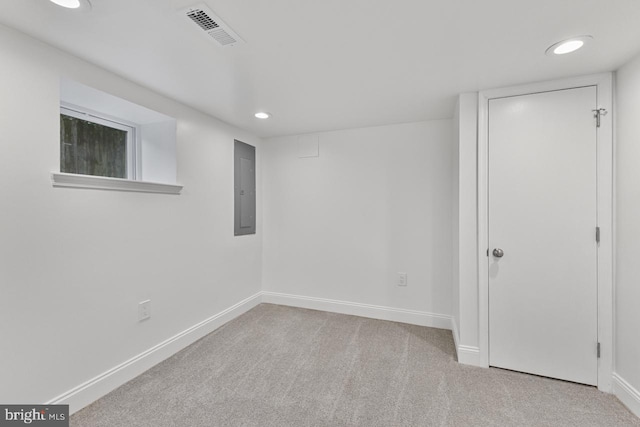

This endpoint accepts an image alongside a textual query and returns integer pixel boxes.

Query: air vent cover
[180,4,244,47]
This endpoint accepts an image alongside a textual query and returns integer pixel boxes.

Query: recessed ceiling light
[49,0,91,10]
[546,36,592,56]
[255,112,271,119]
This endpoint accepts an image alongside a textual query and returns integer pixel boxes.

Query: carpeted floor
[71,304,639,426]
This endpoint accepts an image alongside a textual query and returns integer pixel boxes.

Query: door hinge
[593,108,608,128]
[487,248,489,257]
[596,227,600,243]
[597,342,601,358]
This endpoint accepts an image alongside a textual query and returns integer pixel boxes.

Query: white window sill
[51,172,183,195]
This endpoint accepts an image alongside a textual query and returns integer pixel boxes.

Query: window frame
[60,102,141,180]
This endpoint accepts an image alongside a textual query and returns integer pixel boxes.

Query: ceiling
[2,0,640,138]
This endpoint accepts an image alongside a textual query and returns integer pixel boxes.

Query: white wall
[456,93,480,362]
[262,121,453,318]
[614,53,640,415]
[0,24,262,407]
[451,102,460,340]
[141,121,177,184]
[450,93,480,365]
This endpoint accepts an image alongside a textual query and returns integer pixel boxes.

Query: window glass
[60,108,133,179]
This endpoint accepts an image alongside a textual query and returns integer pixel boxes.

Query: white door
[488,86,598,385]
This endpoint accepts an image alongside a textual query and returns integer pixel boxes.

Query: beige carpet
[71,304,639,426]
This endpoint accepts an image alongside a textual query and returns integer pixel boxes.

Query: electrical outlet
[398,272,408,287]
[138,300,151,321]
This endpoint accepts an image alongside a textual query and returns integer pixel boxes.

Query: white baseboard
[450,317,481,366]
[47,292,262,415]
[457,344,481,366]
[48,291,454,415]
[613,373,640,418]
[42,289,639,420]
[261,291,452,330]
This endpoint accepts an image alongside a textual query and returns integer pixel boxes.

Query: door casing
[477,73,613,392]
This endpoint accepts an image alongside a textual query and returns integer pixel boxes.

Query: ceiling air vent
[180,4,244,47]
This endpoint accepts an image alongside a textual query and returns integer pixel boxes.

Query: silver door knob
[492,248,504,258]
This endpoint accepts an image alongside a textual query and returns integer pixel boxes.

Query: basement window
[52,79,182,194]
[60,104,137,179]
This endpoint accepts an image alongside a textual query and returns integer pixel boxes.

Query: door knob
[493,248,504,258]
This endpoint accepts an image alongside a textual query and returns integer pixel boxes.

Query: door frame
[477,73,613,391]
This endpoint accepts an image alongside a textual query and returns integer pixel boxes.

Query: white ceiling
[2,0,640,137]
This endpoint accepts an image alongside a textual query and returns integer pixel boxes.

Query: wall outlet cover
[398,272,408,287]
[138,300,151,321]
